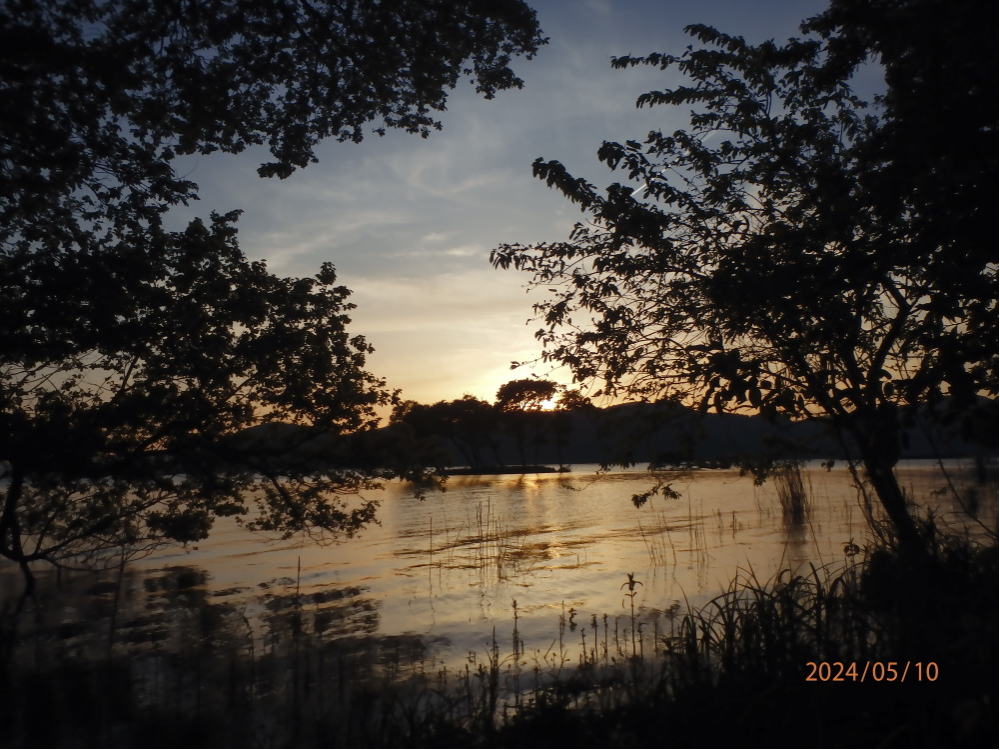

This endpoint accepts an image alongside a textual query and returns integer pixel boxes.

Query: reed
[774,461,811,525]
[1,525,994,747]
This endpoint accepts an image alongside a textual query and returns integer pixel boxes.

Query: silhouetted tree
[389,400,451,457]
[390,396,500,468]
[545,390,579,468]
[491,0,994,551]
[495,379,557,467]
[441,396,504,468]
[495,379,558,412]
[556,389,593,412]
[1,0,545,587]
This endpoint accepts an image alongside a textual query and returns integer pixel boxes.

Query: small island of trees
[0,0,994,747]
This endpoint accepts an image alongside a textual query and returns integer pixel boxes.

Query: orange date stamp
[804,660,939,683]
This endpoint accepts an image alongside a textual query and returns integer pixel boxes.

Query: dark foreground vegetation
[1,0,993,745]
[1,524,994,748]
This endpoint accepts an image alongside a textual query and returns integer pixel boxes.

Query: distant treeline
[229,394,996,474]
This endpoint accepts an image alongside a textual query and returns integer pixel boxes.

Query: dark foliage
[491,0,995,549]
[0,0,545,582]
[2,532,993,747]
[494,378,557,412]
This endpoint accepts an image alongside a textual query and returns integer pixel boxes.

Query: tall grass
[493,528,996,748]
[1,523,994,747]
[412,499,530,585]
[774,462,811,525]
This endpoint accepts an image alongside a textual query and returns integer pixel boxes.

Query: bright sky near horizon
[166,0,828,407]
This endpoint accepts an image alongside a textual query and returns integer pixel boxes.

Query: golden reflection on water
[1,461,995,669]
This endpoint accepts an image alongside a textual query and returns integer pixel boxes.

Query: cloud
[582,0,613,15]
[342,267,569,403]
[443,245,480,257]
[348,269,531,332]
[242,207,416,275]
[157,0,829,406]
[420,230,454,244]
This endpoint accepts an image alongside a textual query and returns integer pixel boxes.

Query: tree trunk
[1,464,35,594]
[861,449,922,555]
[846,402,924,556]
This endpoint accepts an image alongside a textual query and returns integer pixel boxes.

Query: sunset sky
[166,0,828,406]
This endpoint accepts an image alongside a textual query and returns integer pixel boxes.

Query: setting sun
[3,0,991,746]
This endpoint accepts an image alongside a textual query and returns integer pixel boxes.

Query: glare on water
[1,460,994,668]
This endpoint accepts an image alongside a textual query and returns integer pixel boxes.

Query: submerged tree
[390,395,501,468]
[494,378,558,413]
[1,0,545,586]
[494,378,558,467]
[491,0,995,550]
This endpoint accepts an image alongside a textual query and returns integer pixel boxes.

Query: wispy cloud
[161,0,828,404]
[243,208,416,275]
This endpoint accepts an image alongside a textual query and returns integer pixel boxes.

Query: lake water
[1,460,995,671]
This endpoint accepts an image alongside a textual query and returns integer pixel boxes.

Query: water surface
[1,460,994,669]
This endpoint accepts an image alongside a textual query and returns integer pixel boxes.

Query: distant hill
[221,398,996,471]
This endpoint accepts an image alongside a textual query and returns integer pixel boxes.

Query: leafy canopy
[1,0,545,576]
[490,0,994,546]
[2,0,545,247]
[492,0,994,424]
[495,378,558,412]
